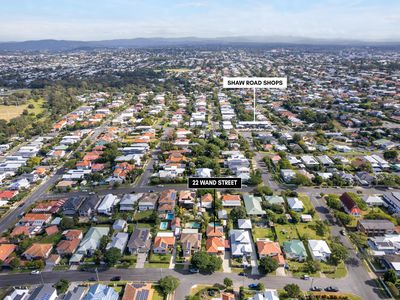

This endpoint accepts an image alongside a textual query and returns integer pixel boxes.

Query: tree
[159,275,180,296]
[99,235,111,252]
[292,173,312,186]
[104,247,122,266]
[230,206,247,223]
[191,251,222,273]
[59,217,74,230]
[54,279,69,293]
[223,277,233,288]
[384,269,397,284]
[256,283,265,291]
[315,220,328,237]
[305,259,321,273]
[325,194,341,210]
[284,284,301,298]
[330,242,349,265]
[334,211,353,226]
[10,257,20,269]
[259,256,279,274]
[384,150,398,160]
[256,185,273,196]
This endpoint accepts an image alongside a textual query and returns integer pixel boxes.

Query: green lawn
[298,194,317,215]
[322,261,347,278]
[275,224,299,243]
[0,98,45,121]
[152,285,164,300]
[144,262,170,268]
[37,232,62,244]
[134,210,153,221]
[149,253,172,263]
[252,227,275,241]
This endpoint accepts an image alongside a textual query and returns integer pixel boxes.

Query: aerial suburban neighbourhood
[0,1,399,300]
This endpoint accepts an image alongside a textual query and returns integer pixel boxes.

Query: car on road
[158,185,164,187]
[88,277,96,282]
[310,286,322,291]
[340,229,347,236]
[30,270,40,275]
[148,190,154,193]
[110,276,121,281]
[189,268,199,273]
[301,274,310,280]
[238,272,246,276]
[248,283,257,289]
[325,286,339,292]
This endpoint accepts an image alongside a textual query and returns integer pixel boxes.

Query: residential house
[357,219,395,236]
[243,194,266,216]
[201,193,213,209]
[138,193,158,211]
[280,169,296,183]
[248,289,279,300]
[113,219,127,231]
[75,227,110,256]
[78,195,100,217]
[127,227,151,254]
[64,286,87,300]
[27,284,57,300]
[340,193,361,217]
[120,193,142,211]
[153,232,175,254]
[19,213,52,227]
[122,283,154,300]
[264,196,285,206]
[97,194,119,215]
[256,239,285,266]
[283,240,307,261]
[308,240,331,261]
[383,192,400,213]
[178,190,196,209]
[0,244,16,264]
[62,196,86,216]
[106,232,129,253]
[22,243,53,260]
[221,194,241,207]
[4,288,30,300]
[83,284,118,300]
[287,198,304,212]
[238,219,252,229]
[368,234,400,255]
[363,195,386,207]
[158,190,177,213]
[180,229,201,258]
[56,238,81,256]
[230,230,252,257]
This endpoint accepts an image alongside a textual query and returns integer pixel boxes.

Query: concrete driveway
[135,252,147,269]
[222,251,232,273]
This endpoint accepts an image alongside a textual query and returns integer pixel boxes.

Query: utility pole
[253,87,256,122]
[95,267,99,282]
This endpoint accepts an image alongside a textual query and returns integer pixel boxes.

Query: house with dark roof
[340,193,361,217]
[127,227,151,254]
[357,219,395,236]
[78,195,100,217]
[62,196,86,216]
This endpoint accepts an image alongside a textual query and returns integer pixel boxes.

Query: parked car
[248,283,258,289]
[110,276,121,281]
[238,272,246,276]
[325,286,339,292]
[189,268,199,273]
[30,270,40,275]
[301,274,310,280]
[310,286,322,291]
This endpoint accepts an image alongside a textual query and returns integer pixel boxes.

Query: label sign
[223,77,287,89]
[188,177,242,189]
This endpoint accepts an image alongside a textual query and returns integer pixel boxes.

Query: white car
[31,270,41,275]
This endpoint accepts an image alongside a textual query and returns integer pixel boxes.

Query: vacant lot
[0,98,45,121]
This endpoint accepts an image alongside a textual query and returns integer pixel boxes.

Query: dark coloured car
[111,276,121,281]
[325,286,339,292]
[189,268,199,273]
[238,272,246,276]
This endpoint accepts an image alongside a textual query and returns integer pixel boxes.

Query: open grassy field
[0,98,45,121]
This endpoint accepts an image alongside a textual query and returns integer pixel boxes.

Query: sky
[0,0,399,41]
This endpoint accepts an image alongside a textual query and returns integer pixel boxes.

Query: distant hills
[0,36,399,52]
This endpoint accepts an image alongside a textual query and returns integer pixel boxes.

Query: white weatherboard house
[308,240,331,261]
[97,194,119,215]
[230,229,252,257]
[287,197,304,212]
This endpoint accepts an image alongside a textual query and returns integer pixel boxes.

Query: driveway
[222,251,232,273]
[135,252,147,269]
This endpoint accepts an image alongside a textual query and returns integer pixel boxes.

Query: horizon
[1,0,399,42]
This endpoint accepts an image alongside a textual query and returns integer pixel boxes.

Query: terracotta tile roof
[11,226,31,237]
[56,238,80,255]
[23,243,52,258]
[45,225,59,236]
[153,236,175,249]
[0,244,16,261]
[221,194,241,201]
[63,229,82,240]
[206,237,225,253]
[206,225,224,237]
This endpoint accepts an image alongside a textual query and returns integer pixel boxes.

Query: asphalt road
[0,268,381,299]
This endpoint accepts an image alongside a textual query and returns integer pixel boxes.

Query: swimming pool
[185,221,201,229]
[160,221,169,230]
[166,213,174,220]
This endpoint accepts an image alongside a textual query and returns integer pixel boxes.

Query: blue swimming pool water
[186,222,201,229]
[166,213,174,220]
[160,221,169,230]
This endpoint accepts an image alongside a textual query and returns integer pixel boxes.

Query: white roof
[287,197,304,210]
[238,219,252,229]
[308,240,331,257]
